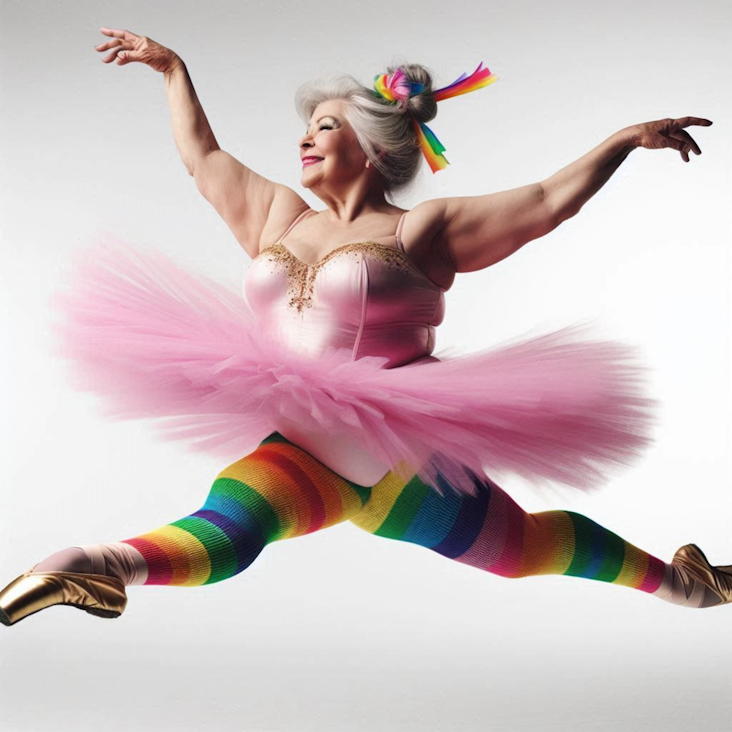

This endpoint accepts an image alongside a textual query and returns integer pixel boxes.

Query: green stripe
[210,477,282,541]
[565,512,593,577]
[345,480,372,506]
[376,477,431,539]
[259,432,291,447]
[171,517,237,584]
[594,530,626,583]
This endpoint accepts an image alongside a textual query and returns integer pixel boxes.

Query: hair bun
[390,62,437,124]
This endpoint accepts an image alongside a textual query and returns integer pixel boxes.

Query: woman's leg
[34,433,372,587]
[349,469,726,609]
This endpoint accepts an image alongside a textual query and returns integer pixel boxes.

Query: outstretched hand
[95,27,181,74]
[629,117,713,163]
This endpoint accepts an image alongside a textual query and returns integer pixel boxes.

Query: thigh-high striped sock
[114,433,371,586]
[349,470,718,608]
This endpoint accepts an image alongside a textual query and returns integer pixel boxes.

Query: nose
[299,130,314,149]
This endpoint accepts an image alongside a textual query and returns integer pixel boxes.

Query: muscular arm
[164,61,307,258]
[541,127,637,223]
[163,59,219,174]
[416,127,638,275]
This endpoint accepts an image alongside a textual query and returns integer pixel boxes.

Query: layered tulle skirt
[48,235,659,498]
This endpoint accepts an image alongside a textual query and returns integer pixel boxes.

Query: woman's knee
[213,433,372,540]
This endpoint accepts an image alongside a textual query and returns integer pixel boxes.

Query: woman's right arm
[97,28,308,258]
[164,60,290,258]
[163,60,217,177]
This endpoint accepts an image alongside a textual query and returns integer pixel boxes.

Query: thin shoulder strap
[279,208,316,243]
[395,211,408,251]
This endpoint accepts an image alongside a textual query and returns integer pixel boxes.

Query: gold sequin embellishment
[253,241,417,313]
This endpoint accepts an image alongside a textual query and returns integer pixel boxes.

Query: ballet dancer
[1,27,729,627]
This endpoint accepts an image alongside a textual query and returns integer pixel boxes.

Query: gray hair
[294,62,438,199]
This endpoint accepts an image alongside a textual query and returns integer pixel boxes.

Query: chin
[301,171,322,187]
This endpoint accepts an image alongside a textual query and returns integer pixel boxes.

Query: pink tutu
[48,234,659,498]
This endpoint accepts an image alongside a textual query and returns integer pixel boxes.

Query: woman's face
[299,99,370,191]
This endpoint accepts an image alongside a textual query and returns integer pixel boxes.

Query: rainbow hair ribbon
[372,62,499,173]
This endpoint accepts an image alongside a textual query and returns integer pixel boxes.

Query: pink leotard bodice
[243,208,447,484]
[244,209,446,368]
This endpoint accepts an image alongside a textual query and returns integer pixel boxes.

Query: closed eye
[303,124,333,135]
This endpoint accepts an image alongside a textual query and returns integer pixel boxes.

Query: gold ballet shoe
[672,544,732,608]
[0,564,127,627]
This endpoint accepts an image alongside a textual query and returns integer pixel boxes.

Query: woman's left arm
[542,116,711,224]
[420,117,711,274]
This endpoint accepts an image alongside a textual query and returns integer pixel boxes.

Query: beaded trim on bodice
[253,240,425,313]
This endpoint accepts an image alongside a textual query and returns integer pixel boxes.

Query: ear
[365,149,386,168]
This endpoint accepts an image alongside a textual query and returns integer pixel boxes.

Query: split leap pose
[1,28,729,626]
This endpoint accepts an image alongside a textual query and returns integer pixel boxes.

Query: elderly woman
[1,28,729,627]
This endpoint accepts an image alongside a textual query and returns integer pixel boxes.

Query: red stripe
[258,445,327,534]
[486,494,525,577]
[637,554,666,593]
[121,538,173,585]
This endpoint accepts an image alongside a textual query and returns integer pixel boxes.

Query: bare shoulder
[257,185,312,254]
[401,199,455,291]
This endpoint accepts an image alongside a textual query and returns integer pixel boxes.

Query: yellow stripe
[520,511,576,576]
[614,545,649,588]
[139,525,211,586]
[350,470,408,533]
[218,457,306,539]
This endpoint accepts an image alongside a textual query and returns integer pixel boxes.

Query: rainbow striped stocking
[117,433,371,585]
[350,469,707,607]
[44,434,714,608]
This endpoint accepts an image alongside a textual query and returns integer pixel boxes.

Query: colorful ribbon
[373,62,499,173]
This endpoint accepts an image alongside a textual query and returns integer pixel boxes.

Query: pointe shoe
[0,563,127,627]
[671,544,732,608]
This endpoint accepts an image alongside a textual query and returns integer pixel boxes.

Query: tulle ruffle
[48,234,660,498]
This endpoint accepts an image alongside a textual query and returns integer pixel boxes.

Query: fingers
[94,39,121,52]
[666,118,712,163]
[663,135,691,162]
[669,129,701,157]
[98,43,129,64]
[96,39,124,64]
[675,116,713,129]
[96,28,137,65]
[99,27,136,41]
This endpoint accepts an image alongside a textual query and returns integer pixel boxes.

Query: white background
[1,1,730,731]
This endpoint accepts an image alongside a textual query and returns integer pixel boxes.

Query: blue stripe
[402,474,463,547]
[431,476,491,558]
[192,508,265,572]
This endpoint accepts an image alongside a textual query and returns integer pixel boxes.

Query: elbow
[547,207,563,234]
[185,157,197,177]
[539,182,565,231]
[188,148,217,179]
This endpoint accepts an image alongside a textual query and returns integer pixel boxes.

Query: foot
[658,544,732,609]
[0,563,128,626]
[31,543,148,586]
[33,547,94,574]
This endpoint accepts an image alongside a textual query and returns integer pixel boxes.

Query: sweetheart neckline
[253,240,448,292]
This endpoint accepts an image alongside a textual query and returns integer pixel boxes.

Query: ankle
[78,542,149,586]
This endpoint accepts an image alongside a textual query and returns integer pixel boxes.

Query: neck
[310,175,394,225]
